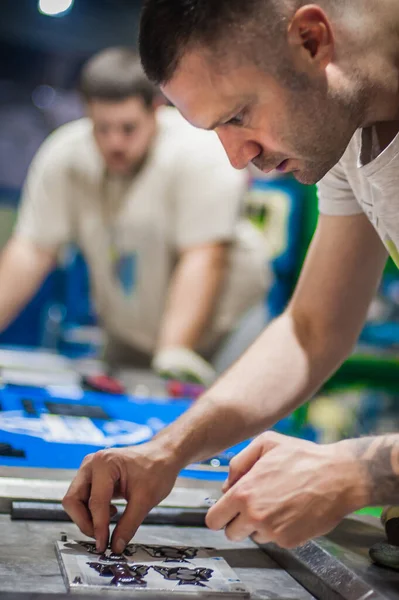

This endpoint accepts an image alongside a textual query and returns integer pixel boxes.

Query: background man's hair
[80,47,157,106]
[139,0,292,85]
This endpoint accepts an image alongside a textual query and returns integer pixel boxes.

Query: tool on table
[204,498,218,507]
[81,374,126,395]
[166,380,206,400]
[370,506,399,570]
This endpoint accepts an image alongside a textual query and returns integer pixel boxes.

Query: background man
[0,47,267,384]
[64,0,399,555]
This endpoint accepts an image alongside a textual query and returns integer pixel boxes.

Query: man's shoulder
[156,106,211,145]
[340,130,361,167]
[156,105,195,135]
[155,106,240,168]
[44,118,93,149]
[34,118,99,169]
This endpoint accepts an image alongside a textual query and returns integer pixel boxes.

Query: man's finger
[206,491,241,531]
[110,493,155,554]
[223,437,264,492]
[63,469,94,538]
[89,469,118,552]
[224,513,258,542]
[251,529,274,546]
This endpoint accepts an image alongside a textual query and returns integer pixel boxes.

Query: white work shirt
[318,126,399,266]
[16,108,268,353]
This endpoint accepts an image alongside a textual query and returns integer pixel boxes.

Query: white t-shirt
[318,127,399,266]
[16,107,268,353]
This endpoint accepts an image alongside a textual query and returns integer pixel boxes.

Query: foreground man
[64,0,399,553]
[1,47,267,382]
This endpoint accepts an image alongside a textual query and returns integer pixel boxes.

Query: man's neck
[353,0,399,128]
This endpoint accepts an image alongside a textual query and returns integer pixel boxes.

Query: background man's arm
[156,242,228,350]
[153,242,228,383]
[0,236,56,332]
[64,212,388,552]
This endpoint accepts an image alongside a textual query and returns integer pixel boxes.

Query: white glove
[152,347,216,387]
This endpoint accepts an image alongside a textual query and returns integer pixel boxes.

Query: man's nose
[107,129,125,150]
[216,128,262,170]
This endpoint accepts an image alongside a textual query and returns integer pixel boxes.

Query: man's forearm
[0,237,55,332]
[348,435,399,506]
[154,310,349,467]
[157,244,227,350]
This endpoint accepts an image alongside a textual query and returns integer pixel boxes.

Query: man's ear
[287,5,334,72]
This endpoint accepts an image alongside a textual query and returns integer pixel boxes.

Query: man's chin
[107,163,133,175]
[291,170,319,185]
[291,163,333,186]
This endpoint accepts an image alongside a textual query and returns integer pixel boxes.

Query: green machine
[299,184,399,395]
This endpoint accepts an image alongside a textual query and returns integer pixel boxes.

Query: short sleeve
[173,132,248,249]
[317,159,363,216]
[15,136,73,249]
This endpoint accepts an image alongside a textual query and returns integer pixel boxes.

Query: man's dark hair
[80,47,157,106]
[139,0,291,85]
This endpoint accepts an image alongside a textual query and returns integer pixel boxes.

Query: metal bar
[11,501,207,527]
[257,540,387,600]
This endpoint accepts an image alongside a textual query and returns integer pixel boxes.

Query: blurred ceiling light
[32,85,56,109]
[38,0,75,17]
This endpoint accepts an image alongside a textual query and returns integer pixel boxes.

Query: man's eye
[123,124,137,135]
[226,112,245,127]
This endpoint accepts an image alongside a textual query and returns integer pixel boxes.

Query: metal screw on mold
[204,498,217,507]
[60,532,68,542]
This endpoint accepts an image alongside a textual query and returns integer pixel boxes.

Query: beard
[287,97,361,185]
[253,69,368,185]
[106,149,150,176]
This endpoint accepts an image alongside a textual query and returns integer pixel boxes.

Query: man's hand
[152,346,216,386]
[206,432,368,549]
[63,442,180,554]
